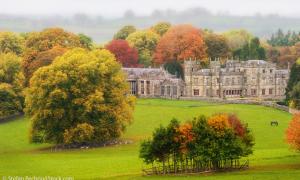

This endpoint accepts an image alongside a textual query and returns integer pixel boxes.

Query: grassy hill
[0,99,300,179]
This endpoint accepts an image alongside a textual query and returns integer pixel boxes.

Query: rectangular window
[146,81,150,95]
[141,81,144,94]
[262,89,265,95]
[173,86,177,96]
[129,81,137,95]
[217,90,220,96]
[269,88,273,95]
[161,86,165,96]
[251,89,257,96]
[193,89,199,96]
[167,86,171,95]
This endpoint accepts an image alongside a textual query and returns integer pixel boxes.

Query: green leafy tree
[25,48,136,144]
[0,32,24,55]
[287,59,300,108]
[233,37,266,60]
[114,25,136,40]
[78,33,93,50]
[126,30,160,67]
[151,22,171,36]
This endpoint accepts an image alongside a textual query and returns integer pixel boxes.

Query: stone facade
[123,68,185,98]
[185,60,289,99]
[123,59,289,100]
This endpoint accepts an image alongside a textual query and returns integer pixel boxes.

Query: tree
[268,29,300,47]
[286,59,300,105]
[140,113,254,173]
[286,114,300,150]
[25,28,82,51]
[0,32,24,55]
[105,40,139,67]
[0,83,23,117]
[25,48,136,144]
[223,29,253,51]
[154,24,207,64]
[288,82,300,109]
[114,25,136,40]
[204,33,230,59]
[0,53,24,117]
[151,22,171,36]
[78,33,93,50]
[233,37,266,60]
[22,46,67,86]
[126,30,160,67]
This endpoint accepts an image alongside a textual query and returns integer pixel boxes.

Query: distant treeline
[1,7,300,43]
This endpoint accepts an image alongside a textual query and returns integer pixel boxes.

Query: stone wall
[179,97,289,112]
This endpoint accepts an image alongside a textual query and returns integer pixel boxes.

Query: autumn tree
[25,48,135,145]
[0,32,24,55]
[223,29,253,51]
[286,113,300,150]
[105,40,139,67]
[204,33,230,59]
[151,22,171,36]
[140,113,254,173]
[22,28,82,86]
[126,30,160,66]
[22,46,66,85]
[154,24,207,64]
[25,28,81,51]
[114,25,136,40]
[0,53,24,117]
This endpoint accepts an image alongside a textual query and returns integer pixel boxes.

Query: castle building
[122,68,185,98]
[123,59,289,100]
[184,59,289,99]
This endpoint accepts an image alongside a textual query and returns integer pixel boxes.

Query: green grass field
[0,99,300,179]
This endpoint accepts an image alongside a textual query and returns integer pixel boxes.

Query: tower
[183,58,201,96]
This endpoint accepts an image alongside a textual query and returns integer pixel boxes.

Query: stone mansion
[122,59,289,100]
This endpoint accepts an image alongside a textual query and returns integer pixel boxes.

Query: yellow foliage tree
[25,48,135,144]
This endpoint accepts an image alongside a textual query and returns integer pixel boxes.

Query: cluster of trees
[140,113,254,174]
[268,29,300,47]
[265,29,300,68]
[286,58,300,109]
[0,28,136,146]
[110,23,269,77]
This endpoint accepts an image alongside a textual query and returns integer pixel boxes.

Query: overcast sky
[1,0,299,17]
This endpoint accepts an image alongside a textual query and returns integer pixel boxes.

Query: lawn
[0,99,300,179]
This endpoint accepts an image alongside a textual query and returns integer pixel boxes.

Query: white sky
[1,0,299,17]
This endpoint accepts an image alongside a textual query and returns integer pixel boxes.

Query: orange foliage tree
[175,122,194,154]
[286,113,300,150]
[154,24,207,64]
[22,46,66,85]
